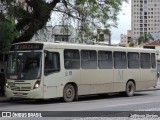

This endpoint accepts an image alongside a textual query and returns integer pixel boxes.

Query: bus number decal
[69,71,72,76]
[65,71,72,76]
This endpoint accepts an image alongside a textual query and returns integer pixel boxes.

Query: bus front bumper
[5,87,44,99]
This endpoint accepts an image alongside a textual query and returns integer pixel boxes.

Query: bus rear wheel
[125,81,135,97]
[63,84,75,102]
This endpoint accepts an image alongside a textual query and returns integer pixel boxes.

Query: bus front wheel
[63,84,75,102]
[125,81,135,97]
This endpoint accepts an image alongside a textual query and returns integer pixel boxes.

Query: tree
[0,18,19,52]
[137,32,154,45]
[0,0,128,43]
[137,36,144,45]
[147,32,154,41]
[129,41,134,47]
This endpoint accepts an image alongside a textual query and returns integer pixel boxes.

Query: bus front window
[7,52,42,80]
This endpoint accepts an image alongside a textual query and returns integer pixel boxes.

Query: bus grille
[10,86,31,91]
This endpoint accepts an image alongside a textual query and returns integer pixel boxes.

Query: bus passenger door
[43,50,63,99]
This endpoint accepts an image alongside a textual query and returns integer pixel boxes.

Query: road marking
[104,101,157,108]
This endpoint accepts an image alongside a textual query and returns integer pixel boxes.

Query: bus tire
[125,81,135,97]
[63,84,75,102]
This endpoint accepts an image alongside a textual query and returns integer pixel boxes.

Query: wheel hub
[66,88,72,98]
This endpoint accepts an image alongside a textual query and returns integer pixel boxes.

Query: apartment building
[120,30,132,47]
[131,0,160,41]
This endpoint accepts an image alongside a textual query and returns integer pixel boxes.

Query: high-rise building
[131,0,160,41]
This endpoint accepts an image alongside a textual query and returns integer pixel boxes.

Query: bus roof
[12,41,156,53]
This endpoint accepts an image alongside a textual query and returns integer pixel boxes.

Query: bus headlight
[34,80,41,89]
[6,82,9,88]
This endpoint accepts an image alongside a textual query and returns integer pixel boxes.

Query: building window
[144,12,147,15]
[55,35,69,42]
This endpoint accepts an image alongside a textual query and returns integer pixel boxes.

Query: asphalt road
[1,90,160,120]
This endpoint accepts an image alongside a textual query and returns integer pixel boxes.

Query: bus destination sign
[11,43,43,51]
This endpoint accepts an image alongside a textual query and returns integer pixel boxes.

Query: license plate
[16,92,23,96]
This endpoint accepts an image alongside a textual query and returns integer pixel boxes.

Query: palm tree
[147,32,154,41]
[137,33,154,45]
[137,36,144,45]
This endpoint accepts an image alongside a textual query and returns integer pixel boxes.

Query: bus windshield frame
[7,51,42,80]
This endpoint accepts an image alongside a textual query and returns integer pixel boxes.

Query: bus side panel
[79,70,96,95]
[137,69,157,90]
[94,70,114,94]
[113,69,128,92]
[113,69,141,92]
[114,69,144,92]
[126,69,141,90]
[44,69,80,98]
[64,70,81,90]
[151,69,157,87]
[79,69,114,95]
[43,72,65,99]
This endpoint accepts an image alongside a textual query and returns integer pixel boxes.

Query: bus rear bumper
[5,87,44,99]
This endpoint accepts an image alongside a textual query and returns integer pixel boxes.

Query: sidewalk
[0,80,160,102]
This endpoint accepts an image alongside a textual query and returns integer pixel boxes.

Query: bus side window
[81,50,97,69]
[128,52,139,69]
[64,49,80,69]
[140,53,151,69]
[44,52,60,76]
[98,51,113,69]
[114,52,127,69]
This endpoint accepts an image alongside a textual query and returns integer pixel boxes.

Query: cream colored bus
[5,42,157,102]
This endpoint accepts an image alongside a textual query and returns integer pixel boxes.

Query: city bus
[5,42,157,102]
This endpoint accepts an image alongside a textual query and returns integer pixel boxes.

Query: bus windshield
[7,52,42,80]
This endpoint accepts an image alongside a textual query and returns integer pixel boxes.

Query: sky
[111,1,131,44]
